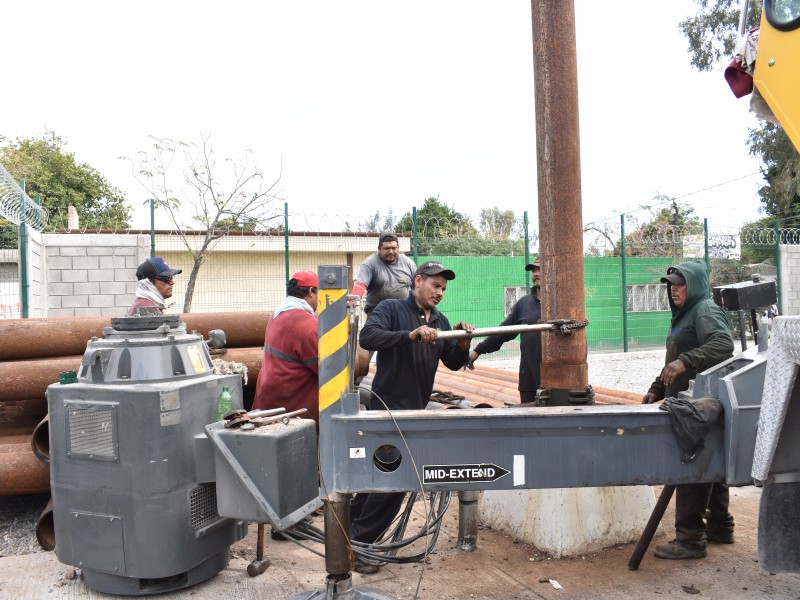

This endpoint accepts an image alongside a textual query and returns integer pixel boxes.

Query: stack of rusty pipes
[365,363,642,410]
[0,312,273,497]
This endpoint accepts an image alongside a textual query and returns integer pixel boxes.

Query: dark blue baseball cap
[135,257,182,280]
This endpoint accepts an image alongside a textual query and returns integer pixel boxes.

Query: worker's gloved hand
[465,351,479,370]
[642,393,659,405]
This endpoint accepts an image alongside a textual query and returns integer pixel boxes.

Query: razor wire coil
[0,163,49,229]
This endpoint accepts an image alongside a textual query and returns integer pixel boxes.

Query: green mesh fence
[2,202,786,362]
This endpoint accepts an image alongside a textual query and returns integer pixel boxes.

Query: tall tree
[479,206,517,239]
[748,123,800,224]
[396,196,477,237]
[680,1,800,224]
[0,131,131,230]
[609,197,704,257]
[125,134,282,312]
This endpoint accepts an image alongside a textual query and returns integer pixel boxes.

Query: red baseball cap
[291,270,318,287]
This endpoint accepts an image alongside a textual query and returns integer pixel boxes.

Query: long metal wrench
[436,322,564,340]
[250,407,308,425]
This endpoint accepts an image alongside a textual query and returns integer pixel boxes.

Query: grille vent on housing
[67,406,118,461]
[190,483,219,530]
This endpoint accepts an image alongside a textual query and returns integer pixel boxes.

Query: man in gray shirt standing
[351,232,417,315]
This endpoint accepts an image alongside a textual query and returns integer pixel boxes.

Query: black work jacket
[474,292,541,392]
[359,294,469,410]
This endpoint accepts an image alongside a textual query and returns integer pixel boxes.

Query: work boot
[653,539,707,559]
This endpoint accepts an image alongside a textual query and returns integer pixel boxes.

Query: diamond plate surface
[752,317,800,481]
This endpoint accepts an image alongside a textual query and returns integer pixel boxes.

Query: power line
[673,172,761,200]
[584,172,762,227]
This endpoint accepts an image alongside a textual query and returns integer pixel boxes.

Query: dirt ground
[216,485,798,600]
[3,485,799,599]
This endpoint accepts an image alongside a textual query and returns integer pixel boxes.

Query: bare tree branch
[122,133,283,312]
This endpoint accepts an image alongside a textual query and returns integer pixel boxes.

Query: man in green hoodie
[642,260,735,560]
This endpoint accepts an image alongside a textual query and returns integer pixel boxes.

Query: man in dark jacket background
[643,260,735,560]
[466,257,542,403]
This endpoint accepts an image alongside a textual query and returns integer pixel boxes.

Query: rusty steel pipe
[2,347,264,406]
[31,414,49,464]
[36,498,55,551]
[0,312,272,361]
[531,0,589,391]
[0,398,48,418]
[0,356,82,403]
[0,436,50,496]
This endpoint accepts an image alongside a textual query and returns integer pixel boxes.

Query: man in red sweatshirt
[253,270,320,424]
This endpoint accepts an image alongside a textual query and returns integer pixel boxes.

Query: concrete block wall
[780,244,800,317]
[26,229,46,317]
[43,234,150,317]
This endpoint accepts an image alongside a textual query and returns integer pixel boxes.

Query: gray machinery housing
[47,316,247,595]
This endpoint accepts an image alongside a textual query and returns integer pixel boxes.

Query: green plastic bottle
[215,386,233,422]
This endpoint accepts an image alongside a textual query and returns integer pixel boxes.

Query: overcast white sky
[2,1,764,237]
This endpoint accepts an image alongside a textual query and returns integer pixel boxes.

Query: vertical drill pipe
[317,266,354,575]
[457,490,480,551]
[324,496,353,576]
[531,0,588,389]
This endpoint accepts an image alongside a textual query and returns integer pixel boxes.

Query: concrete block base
[480,486,658,557]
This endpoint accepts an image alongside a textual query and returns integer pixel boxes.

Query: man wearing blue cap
[128,257,183,316]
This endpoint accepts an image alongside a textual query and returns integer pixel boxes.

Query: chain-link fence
[0,220,20,319]
[1,201,791,361]
[142,211,784,357]
[0,164,50,318]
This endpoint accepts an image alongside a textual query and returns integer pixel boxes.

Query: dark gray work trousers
[675,482,734,547]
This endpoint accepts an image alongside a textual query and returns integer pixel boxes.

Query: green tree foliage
[615,197,703,257]
[125,134,282,312]
[681,1,800,224]
[479,206,516,239]
[678,0,750,72]
[421,236,526,257]
[0,131,131,230]
[395,196,477,237]
[748,123,800,224]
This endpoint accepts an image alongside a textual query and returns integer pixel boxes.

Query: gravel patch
[0,493,50,557]
[0,351,668,558]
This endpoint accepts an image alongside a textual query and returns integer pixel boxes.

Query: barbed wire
[740,227,800,245]
[0,163,49,229]
[32,203,800,254]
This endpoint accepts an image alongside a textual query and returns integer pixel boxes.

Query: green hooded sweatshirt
[647,260,734,400]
